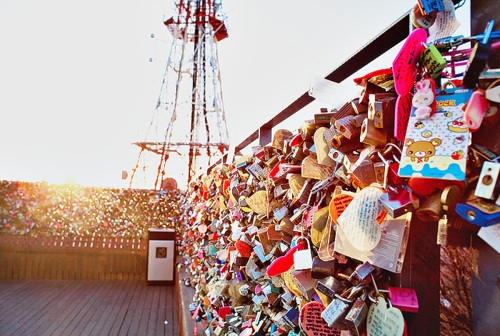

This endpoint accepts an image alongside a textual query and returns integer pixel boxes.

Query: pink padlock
[388,286,419,313]
[463,89,488,131]
[232,211,242,221]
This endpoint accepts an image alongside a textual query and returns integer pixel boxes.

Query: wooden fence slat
[0,235,148,280]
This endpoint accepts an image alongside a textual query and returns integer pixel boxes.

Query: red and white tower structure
[131,0,230,189]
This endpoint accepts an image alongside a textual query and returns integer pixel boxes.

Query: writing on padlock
[299,301,342,336]
[321,284,368,330]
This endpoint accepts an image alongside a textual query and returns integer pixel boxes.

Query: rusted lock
[369,95,397,129]
[360,118,388,147]
[302,120,316,141]
[344,292,369,336]
[334,115,366,139]
[360,82,387,105]
[351,98,368,114]
[311,256,337,279]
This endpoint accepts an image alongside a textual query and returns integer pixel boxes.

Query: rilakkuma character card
[398,86,473,180]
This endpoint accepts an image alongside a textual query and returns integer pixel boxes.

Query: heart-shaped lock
[235,240,253,258]
[329,193,354,224]
[299,301,341,336]
[293,237,313,270]
[266,244,301,277]
[367,297,405,336]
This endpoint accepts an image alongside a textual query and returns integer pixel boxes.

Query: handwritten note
[329,193,354,224]
[337,187,384,251]
[392,29,427,96]
[299,301,341,336]
[367,297,405,336]
[427,0,460,43]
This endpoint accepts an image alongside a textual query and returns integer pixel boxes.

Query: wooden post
[397,215,441,335]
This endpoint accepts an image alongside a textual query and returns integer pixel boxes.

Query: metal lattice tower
[131,0,230,189]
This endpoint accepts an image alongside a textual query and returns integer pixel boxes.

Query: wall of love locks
[177,1,500,335]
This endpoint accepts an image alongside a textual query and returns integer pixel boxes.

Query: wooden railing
[0,235,147,280]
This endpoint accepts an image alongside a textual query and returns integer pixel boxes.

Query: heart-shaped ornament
[367,297,405,336]
[246,190,268,215]
[235,240,253,258]
[266,244,300,277]
[299,301,341,336]
[329,193,354,224]
[337,186,384,251]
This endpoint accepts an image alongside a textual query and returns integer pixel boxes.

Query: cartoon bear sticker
[405,138,442,163]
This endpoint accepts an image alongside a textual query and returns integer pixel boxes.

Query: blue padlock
[456,198,500,227]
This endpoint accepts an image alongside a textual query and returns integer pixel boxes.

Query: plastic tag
[399,86,473,180]
[418,0,444,15]
[367,297,405,336]
[394,93,413,142]
[393,29,427,96]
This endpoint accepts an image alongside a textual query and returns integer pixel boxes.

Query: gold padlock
[416,191,443,222]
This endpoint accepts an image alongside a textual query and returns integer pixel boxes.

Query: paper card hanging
[398,87,473,180]
[334,214,410,273]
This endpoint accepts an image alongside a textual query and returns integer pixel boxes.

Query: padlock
[463,89,488,131]
[322,127,340,151]
[360,81,387,105]
[350,158,377,189]
[311,256,337,279]
[293,237,313,270]
[420,44,446,79]
[290,269,316,301]
[330,131,362,151]
[321,284,367,330]
[315,276,349,298]
[328,148,344,163]
[344,292,369,336]
[371,96,397,129]
[348,261,375,286]
[333,100,357,121]
[463,21,494,88]
[415,191,443,222]
[335,115,362,139]
[380,187,420,218]
[388,287,419,313]
[302,120,316,141]
[440,185,463,215]
[475,161,500,200]
[456,197,500,227]
[360,118,388,147]
[351,98,368,114]
[410,4,436,28]
[314,112,336,126]
[282,306,300,329]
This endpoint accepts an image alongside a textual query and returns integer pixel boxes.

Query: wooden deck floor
[0,280,179,336]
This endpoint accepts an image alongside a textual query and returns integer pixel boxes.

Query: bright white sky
[0,0,470,189]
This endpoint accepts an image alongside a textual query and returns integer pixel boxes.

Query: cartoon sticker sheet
[399,87,473,180]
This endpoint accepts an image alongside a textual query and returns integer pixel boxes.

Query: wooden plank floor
[0,280,179,336]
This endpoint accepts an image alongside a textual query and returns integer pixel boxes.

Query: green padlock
[421,44,447,79]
